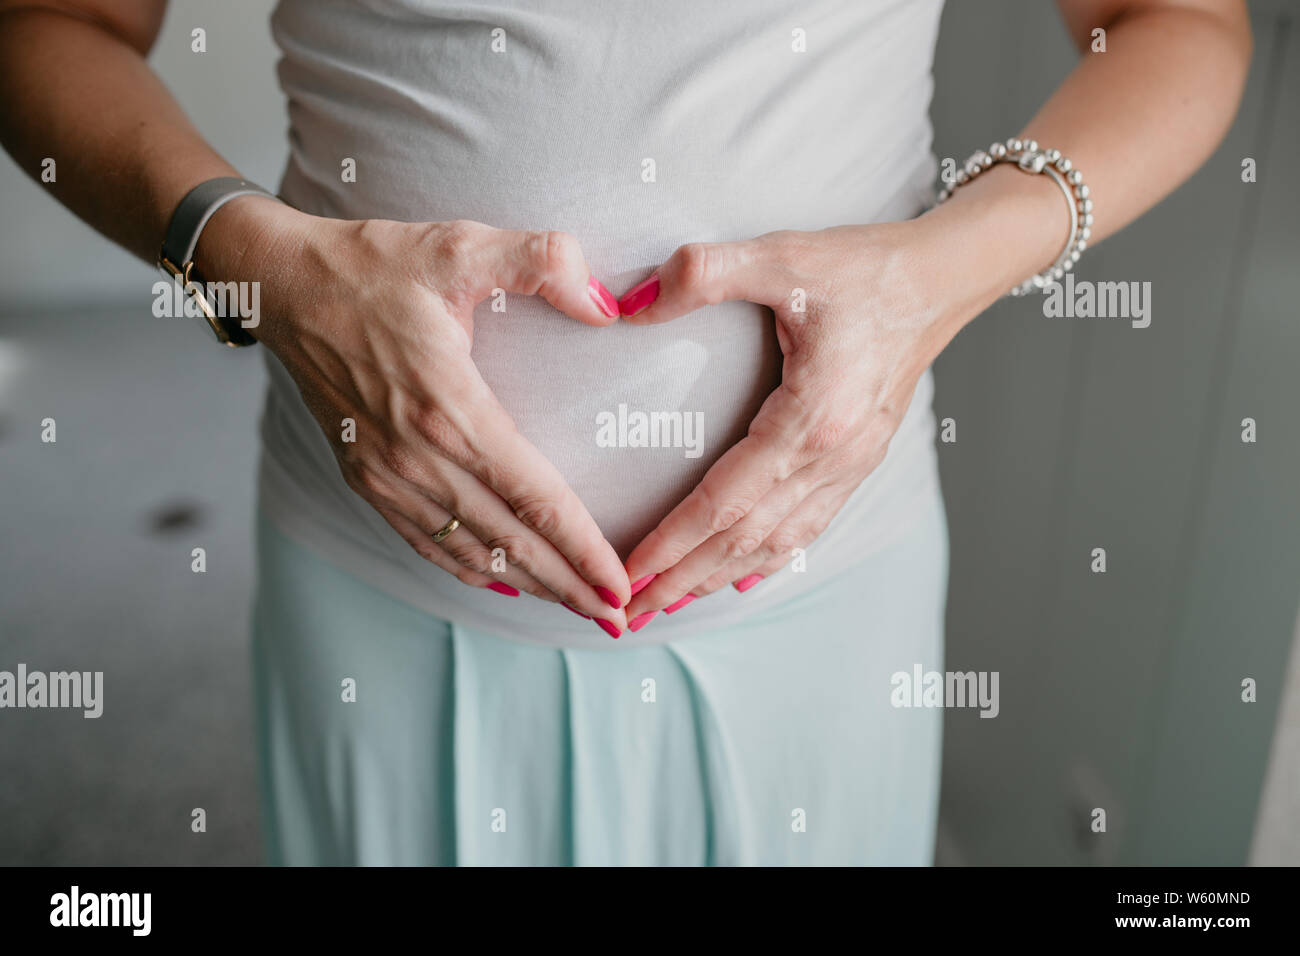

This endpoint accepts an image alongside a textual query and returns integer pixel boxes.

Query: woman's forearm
[0,2,243,263]
[916,0,1252,341]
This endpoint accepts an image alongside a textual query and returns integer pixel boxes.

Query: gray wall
[931,0,1300,864]
[0,0,1296,865]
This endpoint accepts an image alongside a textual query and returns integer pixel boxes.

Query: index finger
[456,384,632,610]
[623,385,806,581]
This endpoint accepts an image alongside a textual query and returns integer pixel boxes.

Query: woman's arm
[931,0,1252,328]
[0,0,636,631]
[0,0,247,261]
[619,0,1252,628]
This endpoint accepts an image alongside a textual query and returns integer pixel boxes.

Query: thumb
[617,238,790,325]
[470,225,620,327]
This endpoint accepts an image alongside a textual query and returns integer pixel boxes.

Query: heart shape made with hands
[571,249,779,636]
[520,264,698,634]
[466,224,884,641]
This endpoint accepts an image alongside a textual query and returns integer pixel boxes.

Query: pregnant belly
[470,293,782,557]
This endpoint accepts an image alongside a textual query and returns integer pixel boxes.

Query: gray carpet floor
[1,307,264,865]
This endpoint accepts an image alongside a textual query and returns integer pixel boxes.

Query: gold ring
[431,517,460,542]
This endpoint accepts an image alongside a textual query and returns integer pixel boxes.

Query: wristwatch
[158,176,280,347]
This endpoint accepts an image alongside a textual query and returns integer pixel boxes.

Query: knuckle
[439,218,478,251]
[513,493,563,540]
[475,455,510,492]
[462,551,496,577]
[673,242,713,293]
[441,539,491,575]
[700,489,748,535]
[662,541,696,566]
[742,430,798,484]
[641,529,692,568]
[409,405,462,454]
[706,504,748,536]
[535,230,580,276]
[766,526,803,557]
[484,533,533,569]
[429,219,480,275]
[722,527,766,563]
[377,444,423,484]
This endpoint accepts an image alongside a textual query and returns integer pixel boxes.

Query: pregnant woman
[0,0,1249,864]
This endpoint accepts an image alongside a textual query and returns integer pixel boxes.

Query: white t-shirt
[259,0,947,649]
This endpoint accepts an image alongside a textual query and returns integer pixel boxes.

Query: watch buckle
[159,255,239,346]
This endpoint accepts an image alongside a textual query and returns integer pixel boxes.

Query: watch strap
[158,177,279,347]
[160,176,276,268]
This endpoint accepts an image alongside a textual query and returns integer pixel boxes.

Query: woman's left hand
[617,220,964,630]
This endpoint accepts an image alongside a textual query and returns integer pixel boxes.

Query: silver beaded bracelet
[936,137,1093,296]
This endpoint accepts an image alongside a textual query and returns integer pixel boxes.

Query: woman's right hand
[197,198,632,631]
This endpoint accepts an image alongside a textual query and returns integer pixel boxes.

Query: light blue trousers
[251,485,949,865]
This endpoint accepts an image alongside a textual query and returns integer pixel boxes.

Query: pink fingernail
[628,610,659,632]
[664,593,697,614]
[562,602,591,620]
[595,618,622,639]
[618,274,659,316]
[595,585,623,609]
[588,276,619,318]
[735,574,764,593]
[486,582,520,597]
[629,574,657,598]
